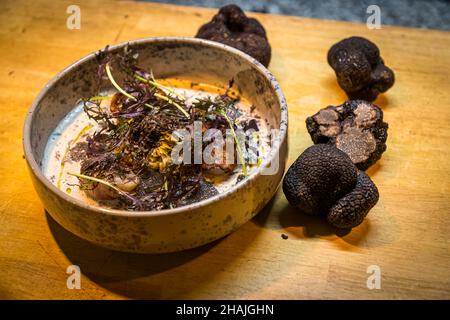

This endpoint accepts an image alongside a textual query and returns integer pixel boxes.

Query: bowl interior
[26,37,285,210]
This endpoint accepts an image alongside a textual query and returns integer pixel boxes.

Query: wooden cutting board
[0,0,449,299]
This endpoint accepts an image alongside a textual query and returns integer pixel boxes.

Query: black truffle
[327,171,379,228]
[181,181,219,205]
[327,36,395,101]
[306,100,388,171]
[195,4,271,67]
[283,144,357,216]
[282,144,379,229]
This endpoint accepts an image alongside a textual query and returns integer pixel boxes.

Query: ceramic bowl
[23,37,288,253]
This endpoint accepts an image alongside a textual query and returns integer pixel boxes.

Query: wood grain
[0,0,449,299]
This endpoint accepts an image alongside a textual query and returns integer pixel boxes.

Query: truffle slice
[327,36,395,101]
[282,144,379,229]
[181,181,219,205]
[306,100,388,171]
[195,4,271,67]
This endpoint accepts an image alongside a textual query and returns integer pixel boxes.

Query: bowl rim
[23,36,288,218]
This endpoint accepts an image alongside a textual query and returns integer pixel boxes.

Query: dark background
[142,0,450,30]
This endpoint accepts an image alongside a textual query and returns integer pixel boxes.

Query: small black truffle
[181,181,219,205]
[306,100,388,171]
[282,144,379,229]
[327,36,395,101]
[196,4,271,67]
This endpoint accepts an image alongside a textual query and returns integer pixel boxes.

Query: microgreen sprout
[154,93,190,118]
[89,95,112,101]
[221,111,248,176]
[134,73,185,101]
[67,172,142,208]
[105,63,136,101]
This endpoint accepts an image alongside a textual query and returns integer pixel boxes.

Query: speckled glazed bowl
[23,37,288,253]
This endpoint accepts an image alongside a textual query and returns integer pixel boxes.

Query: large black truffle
[327,171,379,228]
[328,36,395,101]
[306,100,388,171]
[282,144,379,229]
[196,4,271,67]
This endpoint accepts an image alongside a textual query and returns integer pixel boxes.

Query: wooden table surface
[0,0,449,299]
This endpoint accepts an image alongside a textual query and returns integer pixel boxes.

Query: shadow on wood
[278,203,372,248]
[45,198,273,298]
[278,202,343,237]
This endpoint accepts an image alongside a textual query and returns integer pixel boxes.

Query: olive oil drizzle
[57,124,93,189]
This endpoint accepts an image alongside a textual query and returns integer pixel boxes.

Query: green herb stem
[105,63,136,101]
[89,95,112,101]
[134,74,185,101]
[67,172,138,205]
[154,93,190,118]
[222,111,248,176]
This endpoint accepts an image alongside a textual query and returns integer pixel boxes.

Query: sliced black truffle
[306,100,388,171]
[282,144,378,229]
[327,36,395,101]
[195,4,271,67]
[181,181,219,205]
